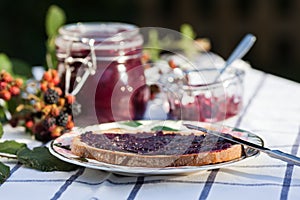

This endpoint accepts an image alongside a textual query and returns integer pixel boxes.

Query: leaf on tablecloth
[0,162,10,184]
[0,140,27,155]
[17,146,78,171]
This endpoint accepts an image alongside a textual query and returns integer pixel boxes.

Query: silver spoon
[215,33,256,81]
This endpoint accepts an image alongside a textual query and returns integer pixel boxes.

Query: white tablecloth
[1,68,300,200]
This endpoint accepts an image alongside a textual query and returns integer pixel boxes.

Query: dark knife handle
[266,150,300,166]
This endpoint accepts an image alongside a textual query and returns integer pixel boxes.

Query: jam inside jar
[55,22,149,124]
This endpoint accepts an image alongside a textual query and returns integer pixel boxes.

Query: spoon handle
[219,33,256,75]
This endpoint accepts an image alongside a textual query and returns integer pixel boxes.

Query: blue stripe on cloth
[50,167,85,200]
[5,178,300,187]
[280,126,300,200]
[199,169,219,200]
[9,162,22,175]
[197,72,267,199]
[127,176,144,200]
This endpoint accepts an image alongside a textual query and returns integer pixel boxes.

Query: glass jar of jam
[161,67,244,122]
[55,22,149,124]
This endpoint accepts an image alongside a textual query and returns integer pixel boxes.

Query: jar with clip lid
[55,22,149,124]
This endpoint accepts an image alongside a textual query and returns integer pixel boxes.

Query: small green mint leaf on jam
[122,121,143,127]
[151,126,178,131]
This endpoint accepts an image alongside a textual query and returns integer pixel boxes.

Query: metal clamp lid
[64,38,97,96]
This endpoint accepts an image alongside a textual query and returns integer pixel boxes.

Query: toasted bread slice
[71,129,243,168]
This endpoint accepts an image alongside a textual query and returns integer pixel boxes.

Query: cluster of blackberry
[7,69,79,142]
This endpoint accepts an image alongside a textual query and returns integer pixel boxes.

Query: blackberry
[42,117,56,129]
[56,112,68,126]
[35,130,52,142]
[33,122,51,142]
[44,89,59,104]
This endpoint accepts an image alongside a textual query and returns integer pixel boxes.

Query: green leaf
[144,29,161,61]
[46,38,58,69]
[180,23,196,39]
[0,140,27,155]
[179,24,198,58]
[0,53,13,73]
[0,162,10,184]
[0,123,3,139]
[232,127,246,132]
[151,126,179,131]
[0,109,7,124]
[122,121,143,127]
[45,5,66,69]
[45,5,66,37]
[11,58,32,79]
[17,147,77,171]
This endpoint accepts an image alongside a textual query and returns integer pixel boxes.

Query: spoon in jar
[215,33,256,81]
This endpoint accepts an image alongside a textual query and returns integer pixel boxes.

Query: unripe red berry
[66,95,75,104]
[0,81,7,90]
[2,73,13,82]
[47,82,55,88]
[43,71,52,82]
[25,120,34,129]
[168,60,177,69]
[14,78,23,87]
[9,86,20,96]
[52,76,60,85]
[0,90,11,101]
[66,120,75,129]
[40,82,48,92]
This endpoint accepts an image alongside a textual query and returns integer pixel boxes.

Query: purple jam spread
[80,131,236,155]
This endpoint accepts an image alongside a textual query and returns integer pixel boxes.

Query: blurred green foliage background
[0,0,299,82]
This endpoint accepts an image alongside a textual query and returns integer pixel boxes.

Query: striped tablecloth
[1,68,300,200]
